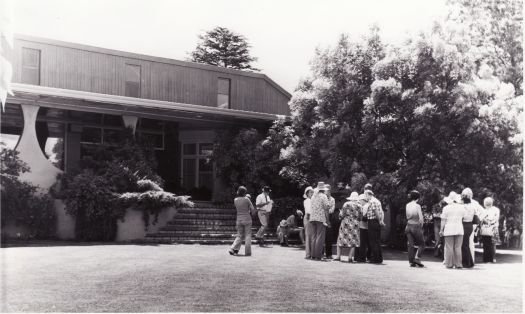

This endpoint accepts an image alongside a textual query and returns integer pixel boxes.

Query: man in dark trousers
[365,189,385,264]
[323,184,336,259]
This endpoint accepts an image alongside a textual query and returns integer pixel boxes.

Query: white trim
[10,83,282,122]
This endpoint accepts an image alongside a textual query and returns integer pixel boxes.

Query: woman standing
[405,190,425,267]
[229,186,255,256]
[303,186,314,259]
[440,192,466,269]
[460,190,478,268]
[480,197,500,263]
[334,192,361,262]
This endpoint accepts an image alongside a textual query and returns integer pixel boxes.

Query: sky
[11,0,449,93]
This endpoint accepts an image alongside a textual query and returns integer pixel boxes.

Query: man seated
[277,210,304,246]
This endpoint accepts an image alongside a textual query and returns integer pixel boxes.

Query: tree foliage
[189,26,259,71]
[266,1,523,233]
[1,147,56,239]
[212,123,300,200]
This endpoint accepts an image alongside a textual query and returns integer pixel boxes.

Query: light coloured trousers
[304,217,312,257]
[309,221,326,259]
[444,235,463,267]
[231,221,252,255]
[256,211,269,239]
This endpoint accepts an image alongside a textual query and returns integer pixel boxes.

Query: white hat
[315,182,327,191]
[346,191,359,201]
[303,186,314,198]
[447,191,460,203]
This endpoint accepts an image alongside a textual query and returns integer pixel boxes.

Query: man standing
[405,190,425,267]
[355,193,370,262]
[365,189,385,264]
[255,186,273,246]
[324,184,336,259]
[309,182,331,260]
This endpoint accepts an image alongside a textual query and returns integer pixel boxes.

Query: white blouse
[303,198,312,216]
[441,203,467,236]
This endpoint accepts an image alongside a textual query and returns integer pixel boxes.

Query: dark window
[183,143,196,155]
[103,114,124,127]
[69,111,102,125]
[199,143,213,157]
[0,103,24,150]
[183,158,196,190]
[138,118,164,131]
[103,129,124,144]
[138,132,164,150]
[217,78,230,109]
[80,127,102,144]
[125,64,141,97]
[21,48,41,85]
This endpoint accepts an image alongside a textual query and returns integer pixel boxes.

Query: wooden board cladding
[8,38,290,116]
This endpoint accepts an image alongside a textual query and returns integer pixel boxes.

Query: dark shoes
[410,260,424,267]
[280,242,289,247]
[228,249,239,256]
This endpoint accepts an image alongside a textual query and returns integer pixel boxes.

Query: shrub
[57,128,193,240]
[0,148,56,239]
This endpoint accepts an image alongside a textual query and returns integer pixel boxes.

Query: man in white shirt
[255,186,273,246]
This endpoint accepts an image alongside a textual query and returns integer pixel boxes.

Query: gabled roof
[14,34,292,99]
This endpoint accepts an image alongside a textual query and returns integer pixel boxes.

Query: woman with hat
[440,191,466,268]
[334,191,361,262]
[303,186,314,259]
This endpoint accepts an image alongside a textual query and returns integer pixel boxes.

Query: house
[1,35,291,240]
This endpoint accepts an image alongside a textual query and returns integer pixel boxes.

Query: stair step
[174,213,237,220]
[177,208,237,215]
[167,219,237,226]
[160,225,237,232]
[148,231,237,238]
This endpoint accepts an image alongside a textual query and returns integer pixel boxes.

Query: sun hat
[443,196,453,204]
[315,182,327,191]
[461,188,473,199]
[303,186,314,198]
[346,191,359,201]
[446,191,460,203]
[364,189,374,196]
[358,194,367,201]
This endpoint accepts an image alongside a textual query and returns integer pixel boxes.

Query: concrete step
[177,208,236,215]
[160,225,238,232]
[167,219,237,227]
[174,213,237,220]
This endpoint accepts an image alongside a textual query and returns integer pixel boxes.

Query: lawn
[0,242,522,312]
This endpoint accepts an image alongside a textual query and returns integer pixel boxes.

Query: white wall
[115,206,178,241]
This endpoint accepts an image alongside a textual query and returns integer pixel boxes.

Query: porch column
[17,104,62,191]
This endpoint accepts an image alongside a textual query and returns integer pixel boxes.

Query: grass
[0,242,522,312]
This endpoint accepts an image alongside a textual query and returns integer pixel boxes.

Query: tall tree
[189,26,259,71]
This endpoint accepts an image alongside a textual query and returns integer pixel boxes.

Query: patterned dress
[337,201,361,247]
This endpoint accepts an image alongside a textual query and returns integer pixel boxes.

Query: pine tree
[189,26,259,71]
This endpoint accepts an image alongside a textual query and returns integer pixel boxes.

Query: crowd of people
[228,183,507,269]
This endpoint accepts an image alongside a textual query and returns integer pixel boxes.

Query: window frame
[21,47,41,85]
[217,77,231,109]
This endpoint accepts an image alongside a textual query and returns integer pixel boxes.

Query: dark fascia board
[9,83,289,122]
[13,34,292,99]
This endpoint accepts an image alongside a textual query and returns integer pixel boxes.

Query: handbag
[480,224,494,236]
